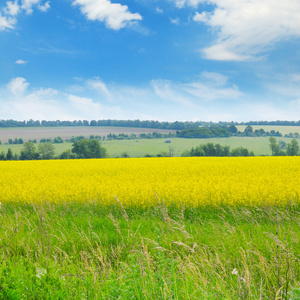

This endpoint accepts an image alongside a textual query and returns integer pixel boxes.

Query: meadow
[236,125,300,135]
[0,136,296,157]
[1,125,299,157]
[0,157,300,299]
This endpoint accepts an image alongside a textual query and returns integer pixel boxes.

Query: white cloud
[174,0,204,8]
[86,77,110,96]
[188,0,300,61]
[5,1,20,16]
[68,94,122,119]
[73,0,142,30]
[152,72,242,103]
[151,79,193,106]
[16,59,28,64]
[0,0,50,30]
[170,17,180,25]
[37,1,50,12]
[0,13,16,30]
[21,0,41,14]
[156,7,164,14]
[7,77,30,95]
[2,75,299,122]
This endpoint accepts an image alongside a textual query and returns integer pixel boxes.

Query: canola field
[0,157,299,207]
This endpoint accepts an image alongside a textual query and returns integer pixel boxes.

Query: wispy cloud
[156,7,164,14]
[170,17,180,25]
[72,0,142,30]
[175,0,300,61]
[2,74,299,122]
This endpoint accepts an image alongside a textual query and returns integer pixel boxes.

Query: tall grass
[0,201,299,299]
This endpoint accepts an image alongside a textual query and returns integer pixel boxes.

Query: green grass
[0,136,296,157]
[236,125,300,135]
[102,136,277,157]
[0,201,299,299]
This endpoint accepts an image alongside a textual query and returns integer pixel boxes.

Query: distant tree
[228,124,238,134]
[230,147,248,156]
[278,140,286,150]
[20,142,39,160]
[157,151,169,157]
[53,136,63,143]
[286,139,299,156]
[120,152,130,158]
[38,142,55,159]
[0,151,6,160]
[6,148,13,160]
[72,139,107,159]
[60,149,74,159]
[244,125,253,136]
[269,137,285,156]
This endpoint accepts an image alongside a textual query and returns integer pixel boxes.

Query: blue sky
[1,0,300,122]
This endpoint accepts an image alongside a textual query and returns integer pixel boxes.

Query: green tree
[53,136,63,143]
[244,125,253,136]
[269,137,285,156]
[230,147,249,156]
[0,151,5,160]
[20,142,39,160]
[38,142,55,159]
[286,139,299,156]
[6,148,13,160]
[228,124,238,134]
[72,139,107,159]
[120,152,130,158]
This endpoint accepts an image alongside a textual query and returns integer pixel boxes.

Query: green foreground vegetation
[0,202,299,299]
[0,136,298,158]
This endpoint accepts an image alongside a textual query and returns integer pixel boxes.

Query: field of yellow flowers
[1,157,299,207]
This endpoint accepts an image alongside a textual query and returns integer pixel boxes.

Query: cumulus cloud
[37,1,50,12]
[7,77,30,95]
[0,13,16,30]
[73,0,142,30]
[0,0,50,31]
[20,0,50,14]
[174,0,204,8]
[176,0,300,61]
[16,59,28,64]
[4,1,20,16]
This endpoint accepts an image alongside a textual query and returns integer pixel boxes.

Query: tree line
[0,119,201,130]
[182,143,255,157]
[269,137,300,156]
[176,125,283,139]
[0,139,107,161]
[1,119,300,130]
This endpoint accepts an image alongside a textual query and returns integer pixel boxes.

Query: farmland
[236,125,300,135]
[0,126,176,143]
[1,125,300,157]
[0,157,300,299]
[1,127,300,298]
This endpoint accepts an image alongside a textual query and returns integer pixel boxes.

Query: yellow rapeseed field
[0,157,299,207]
